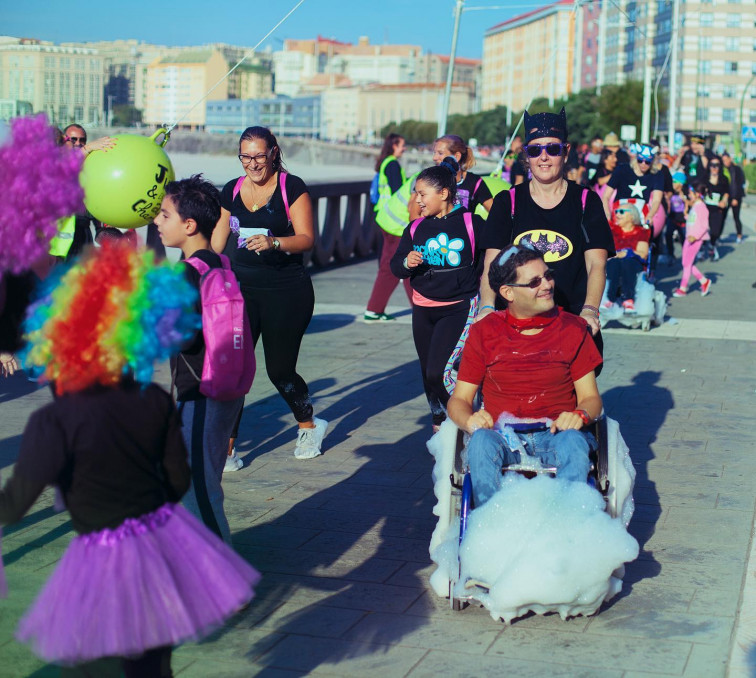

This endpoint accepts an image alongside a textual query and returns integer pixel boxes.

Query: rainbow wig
[0,114,85,274]
[21,240,200,395]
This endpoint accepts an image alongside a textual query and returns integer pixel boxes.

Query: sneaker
[712,247,720,262]
[223,448,243,473]
[672,288,687,298]
[295,417,329,459]
[363,311,395,323]
[621,299,636,313]
[736,236,743,244]
[700,278,712,297]
[601,299,614,310]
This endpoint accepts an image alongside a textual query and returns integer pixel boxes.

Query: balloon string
[165,0,308,134]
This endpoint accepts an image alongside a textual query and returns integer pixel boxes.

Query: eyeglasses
[614,208,631,215]
[709,163,720,168]
[507,269,555,289]
[65,136,87,144]
[238,151,270,165]
[524,143,567,159]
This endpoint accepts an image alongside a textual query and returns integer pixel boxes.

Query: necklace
[246,176,277,212]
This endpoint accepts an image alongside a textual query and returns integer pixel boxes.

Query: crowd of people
[0,109,751,674]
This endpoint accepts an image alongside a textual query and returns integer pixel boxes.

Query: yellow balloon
[81,129,175,229]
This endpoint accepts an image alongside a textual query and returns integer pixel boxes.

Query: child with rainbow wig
[0,240,259,676]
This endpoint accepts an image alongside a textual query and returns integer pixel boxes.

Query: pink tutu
[16,503,259,665]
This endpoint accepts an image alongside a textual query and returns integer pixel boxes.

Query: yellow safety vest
[375,171,419,236]
[374,155,405,215]
[49,215,76,257]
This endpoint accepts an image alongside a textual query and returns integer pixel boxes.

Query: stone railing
[307,180,381,267]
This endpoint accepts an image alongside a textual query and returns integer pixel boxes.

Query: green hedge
[744,162,756,193]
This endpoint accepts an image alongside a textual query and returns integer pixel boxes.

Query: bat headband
[523,107,567,144]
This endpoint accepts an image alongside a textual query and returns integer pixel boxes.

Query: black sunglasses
[507,269,555,289]
[709,163,720,168]
[65,136,87,144]
[524,143,567,158]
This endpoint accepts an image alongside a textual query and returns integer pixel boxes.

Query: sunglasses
[637,157,654,165]
[709,163,720,168]
[524,143,567,158]
[614,208,631,215]
[238,151,271,165]
[507,269,555,289]
[65,136,87,144]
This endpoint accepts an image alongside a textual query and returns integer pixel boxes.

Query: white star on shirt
[628,179,645,198]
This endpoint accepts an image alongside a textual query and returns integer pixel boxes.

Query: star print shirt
[481,181,615,315]
[606,163,664,207]
[389,208,484,303]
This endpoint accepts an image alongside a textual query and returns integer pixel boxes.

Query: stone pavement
[1,207,756,677]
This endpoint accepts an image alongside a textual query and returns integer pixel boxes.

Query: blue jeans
[465,428,596,507]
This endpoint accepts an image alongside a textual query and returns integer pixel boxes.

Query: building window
[700,61,711,74]
[700,13,713,26]
[697,107,709,122]
[726,61,739,74]
[726,38,740,52]
[724,85,737,98]
[723,109,735,122]
[751,111,756,123]
[727,14,741,27]
[699,36,712,51]
[753,62,756,75]
[697,86,710,98]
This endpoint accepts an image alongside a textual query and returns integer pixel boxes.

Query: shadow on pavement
[602,370,671,603]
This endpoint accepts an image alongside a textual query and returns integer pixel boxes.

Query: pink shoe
[672,288,687,298]
[700,278,712,296]
[621,299,635,313]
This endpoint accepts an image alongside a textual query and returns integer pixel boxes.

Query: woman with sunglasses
[390,157,484,431]
[212,126,328,462]
[701,156,729,261]
[590,147,618,199]
[603,202,651,313]
[480,108,614,345]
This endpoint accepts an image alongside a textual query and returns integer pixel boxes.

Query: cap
[603,132,620,148]
[672,171,686,184]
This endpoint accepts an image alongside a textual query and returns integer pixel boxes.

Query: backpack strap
[581,187,588,211]
[463,211,475,251]
[472,177,483,199]
[509,187,516,218]
[409,217,424,239]
[280,172,290,222]
[232,176,245,201]
[184,256,209,276]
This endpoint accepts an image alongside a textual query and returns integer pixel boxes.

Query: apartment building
[0,38,103,125]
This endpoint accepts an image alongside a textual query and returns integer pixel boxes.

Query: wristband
[574,409,592,425]
[581,304,599,315]
[403,257,410,269]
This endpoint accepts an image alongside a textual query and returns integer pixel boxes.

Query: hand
[247,234,273,254]
[466,409,494,434]
[731,199,739,207]
[84,136,116,154]
[718,201,727,209]
[550,410,585,433]
[406,251,424,268]
[580,311,600,336]
[616,249,627,259]
[1,352,18,377]
[687,235,696,243]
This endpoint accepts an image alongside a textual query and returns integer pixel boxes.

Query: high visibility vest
[48,215,76,257]
[375,171,419,236]
[473,174,511,220]
[374,155,405,214]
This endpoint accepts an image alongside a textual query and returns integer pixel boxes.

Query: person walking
[364,133,412,322]
[702,157,729,261]
[722,153,746,243]
[432,135,494,215]
[211,126,328,461]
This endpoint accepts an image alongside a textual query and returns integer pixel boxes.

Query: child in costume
[672,182,712,298]
[0,241,259,677]
[389,157,484,430]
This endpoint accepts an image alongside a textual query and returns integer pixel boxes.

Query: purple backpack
[184,254,255,401]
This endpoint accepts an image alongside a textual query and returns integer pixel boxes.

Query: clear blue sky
[3,0,546,60]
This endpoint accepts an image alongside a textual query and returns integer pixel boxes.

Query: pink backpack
[183,254,255,401]
[233,172,291,221]
[410,211,475,249]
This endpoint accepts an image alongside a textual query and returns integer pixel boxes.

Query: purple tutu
[16,503,260,665]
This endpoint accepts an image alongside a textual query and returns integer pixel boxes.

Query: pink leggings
[680,239,705,290]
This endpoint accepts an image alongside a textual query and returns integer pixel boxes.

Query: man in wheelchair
[448,245,604,507]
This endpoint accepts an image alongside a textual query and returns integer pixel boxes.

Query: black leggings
[231,277,315,437]
[61,647,173,678]
[707,206,725,247]
[412,301,471,426]
[665,216,685,258]
[723,201,743,237]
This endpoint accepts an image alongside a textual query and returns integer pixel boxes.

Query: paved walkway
[1,207,756,677]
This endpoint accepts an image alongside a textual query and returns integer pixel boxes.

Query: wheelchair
[427,415,636,618]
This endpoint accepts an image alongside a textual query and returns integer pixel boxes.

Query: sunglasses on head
[524,143,567,158]
[507,269,555,289]
[65,136,87,144]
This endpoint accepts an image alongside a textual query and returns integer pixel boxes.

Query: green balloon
[81,129,175,229]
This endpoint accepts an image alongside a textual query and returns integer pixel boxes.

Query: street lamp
[737,73,756,160]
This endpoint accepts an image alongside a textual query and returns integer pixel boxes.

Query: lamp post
[737,73,756,160]
[438,0,465,138]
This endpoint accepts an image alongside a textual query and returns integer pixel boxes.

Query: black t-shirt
[384,159,404,194]
[171,248,221,402]
[220,173,310,288]
[389,208,484,303]
[703,173,730,213]
[482,181,615,315]
[0,382,190,534]
[457,171,493,214]
[607,163,664,207]
[509,156,528,184]
[583,152,602,185]
[681,149,714,182]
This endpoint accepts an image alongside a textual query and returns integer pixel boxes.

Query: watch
[272,238,280,251]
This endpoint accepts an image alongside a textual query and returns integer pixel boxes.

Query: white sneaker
[223,448,243,473]
[295,417,329,459]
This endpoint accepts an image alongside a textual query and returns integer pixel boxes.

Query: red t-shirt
[456,310,602,422]
[611,223,651,252]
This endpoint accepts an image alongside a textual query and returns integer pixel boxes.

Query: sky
[3,0,548,60]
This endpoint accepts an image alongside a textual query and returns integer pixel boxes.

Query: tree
[111,105,142,127]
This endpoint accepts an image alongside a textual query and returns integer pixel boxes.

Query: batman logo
[514,230,573,262]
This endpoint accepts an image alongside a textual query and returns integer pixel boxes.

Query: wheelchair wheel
[641,319,651,332]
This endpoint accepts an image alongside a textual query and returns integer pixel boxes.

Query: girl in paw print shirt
[390,157,484,429]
